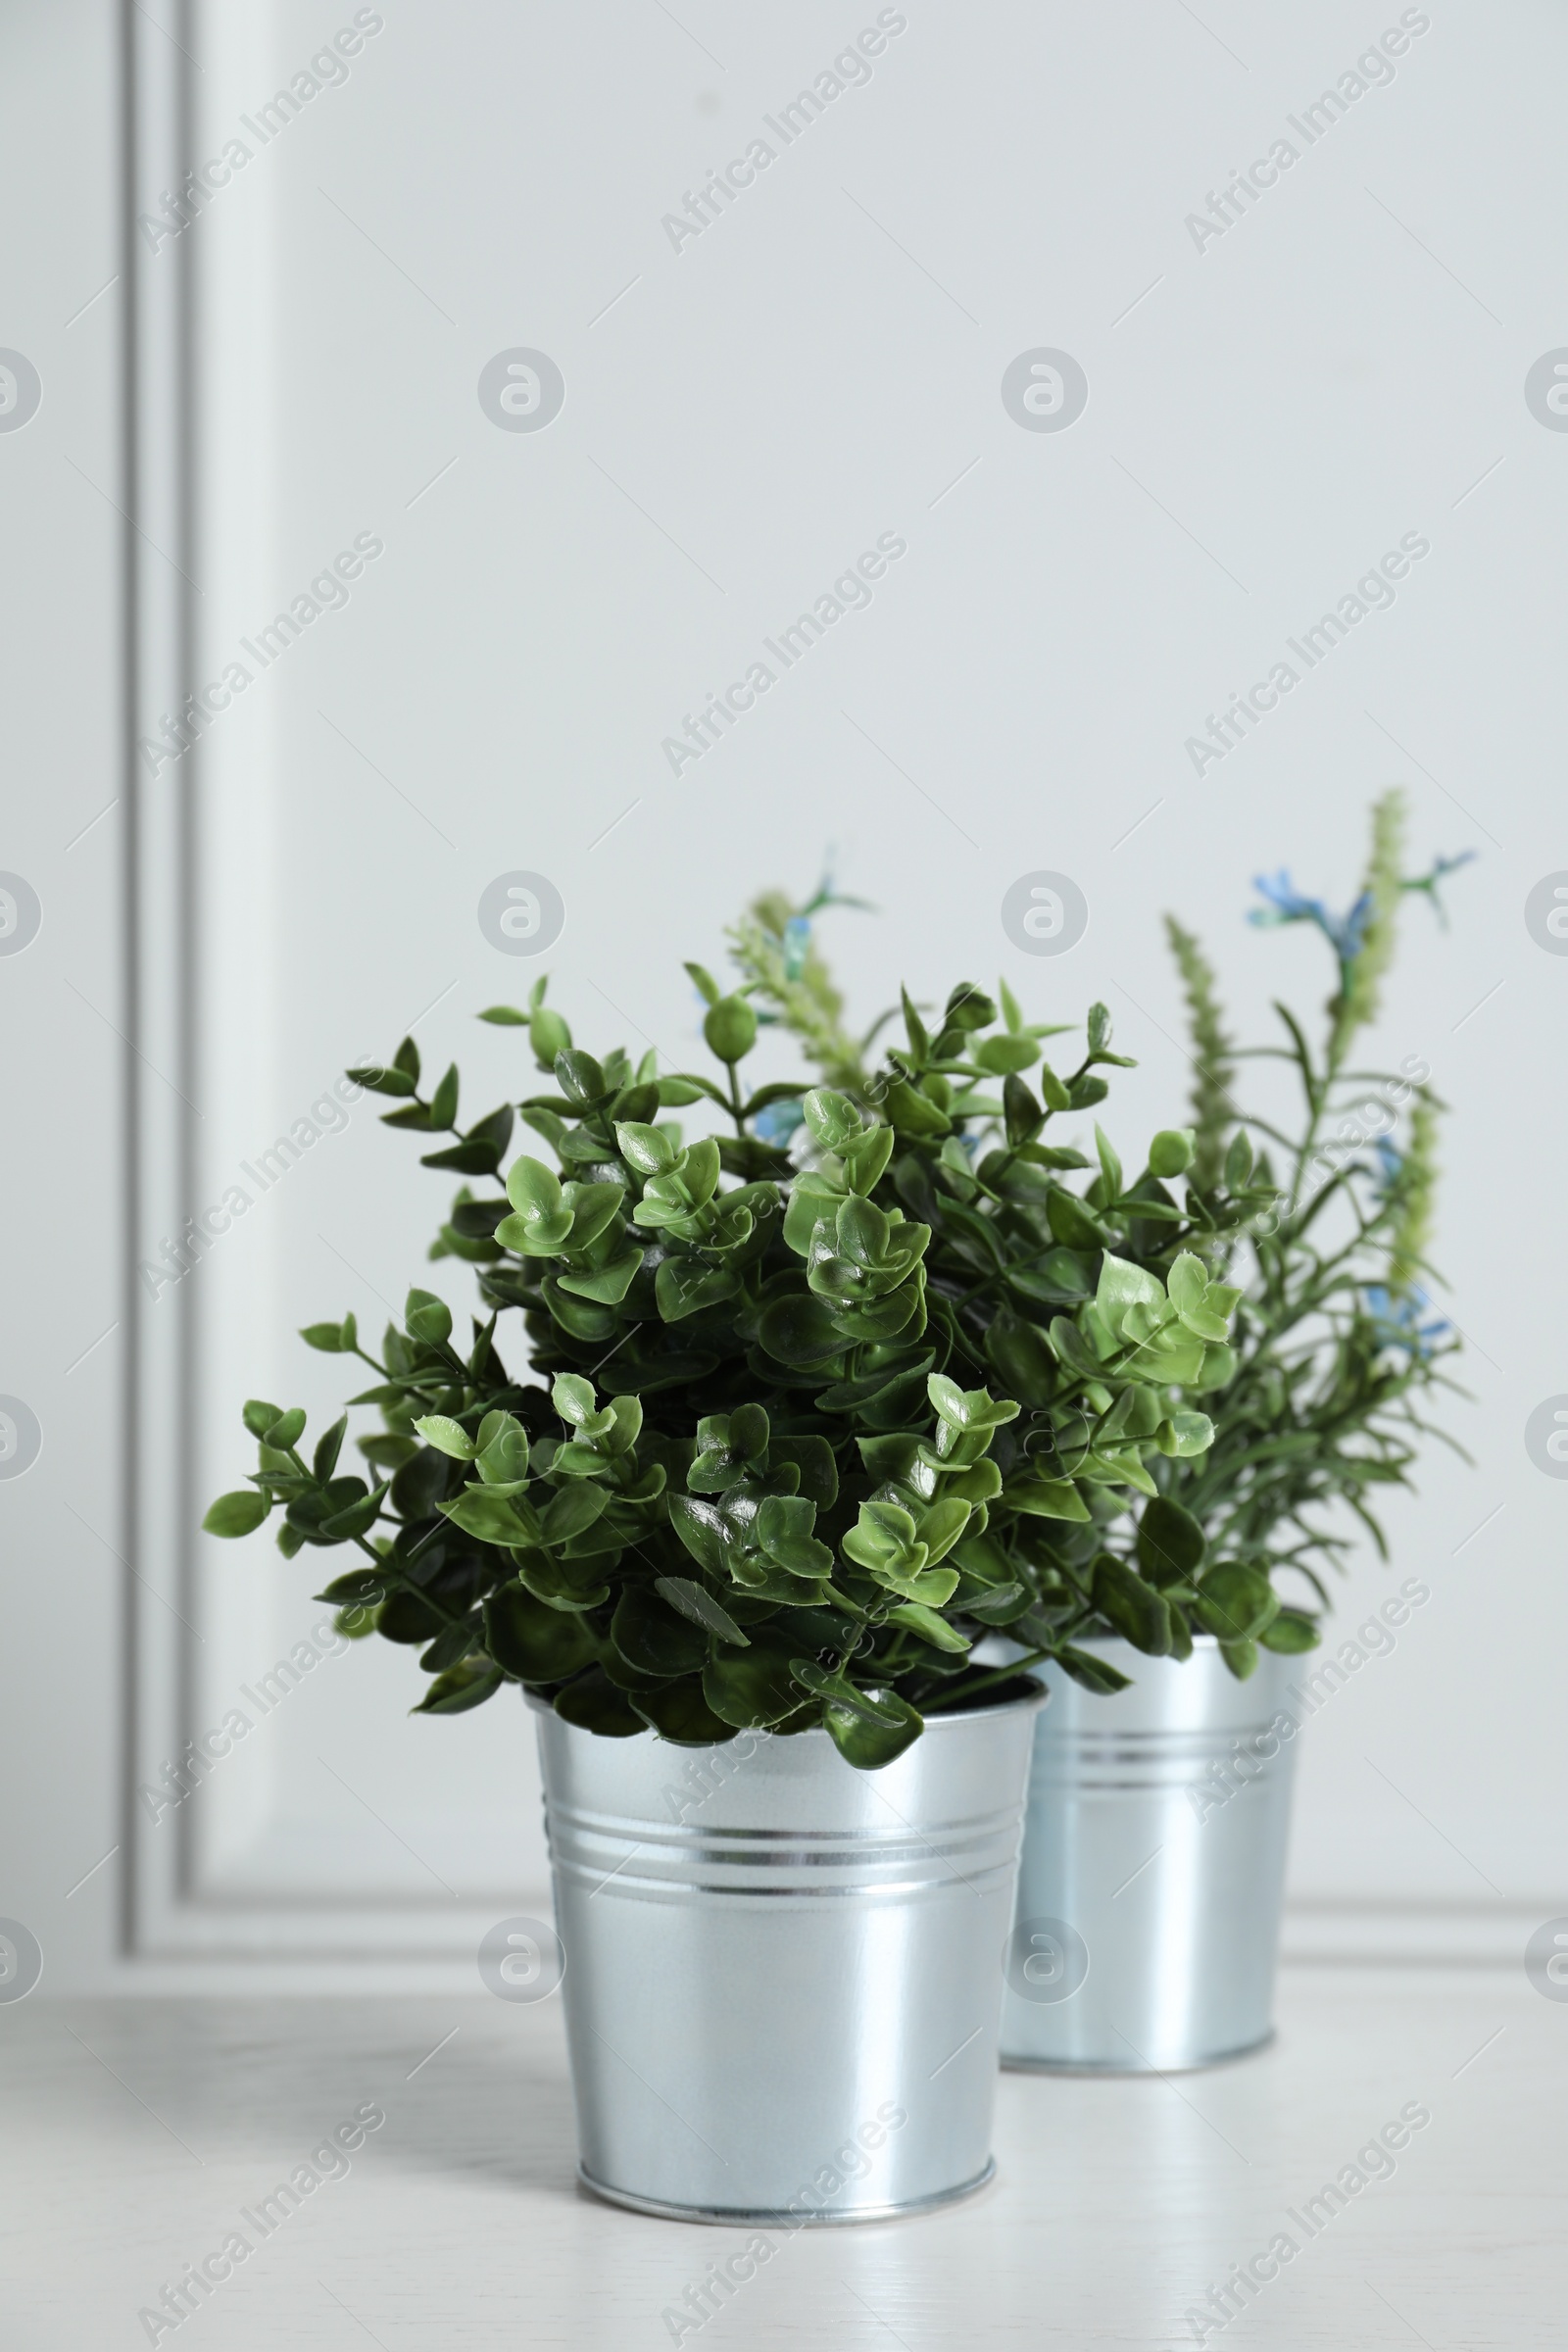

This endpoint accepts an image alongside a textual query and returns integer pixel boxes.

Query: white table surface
[3,1970,1560,2349]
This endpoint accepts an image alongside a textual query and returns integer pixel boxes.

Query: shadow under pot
[1001,1636,1298,2074]
[529,1680,1045,2224]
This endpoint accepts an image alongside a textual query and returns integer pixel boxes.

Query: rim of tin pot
[995,1629,1253,1661]
[1049,1631,1234,1653]
[524,1673,1049,1735]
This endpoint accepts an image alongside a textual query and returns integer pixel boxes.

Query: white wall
[4,0,1565,1986]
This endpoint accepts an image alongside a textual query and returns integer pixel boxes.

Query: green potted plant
[997,793,1472,2071]
[206,955,1242,2219]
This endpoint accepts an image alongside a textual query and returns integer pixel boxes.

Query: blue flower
[1250,868,1325,926]
[1249,871,1371,961]
[1363,1284,1450,1357]
[1338,891,1373,960]
[1404,849,1478,930]
[782,915,811,981]
[1370,1136,1402,1192]
[754,1099,806,1146]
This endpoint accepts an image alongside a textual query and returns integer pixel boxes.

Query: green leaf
[655,1575,750,1646]
[941,983,995,1035]
[1094,1125,1123,1200]
[553,1665,647,1736]
[313,1414,347,1483]
[412,1661,503,1715]
[484,1585,599,1682]
[530,1007,572,1066]
[1148,1128,1196,1179]
[1001,1477,1090,1522]
[475,1417,531,1489]
[703,1640,807,1729]
[704,995,758,1064]
[506,1154,564,1215]
[1046,1315,1103,1381]
[1047,1190,1106,1253]
[633,1679,737,1744]
[1220,1639,1259,1681]
[300,1320,348,1353]
[769,1435,839,1508]
[1085,1004,1135,1065]
[347,1061,416,1097]
[558,1247,643,1305]
[891,986,926,1065]
[1096,1254,1165,1331]
[421,1138,505,1176]
[1003,1073,1043,1147]
[614,1121,678,1176]
[564,1180,625,1250]
[823,1691,923,1769]
[682,1136,721,1207]
[264,1407,306,1450]
[1223,1129,1253,1188]
[974,1034,1040,1075]
[841,1124,896,1196]
[802,1088,863,1151]
[477,1004,529,1025]
[539,1483,610,1544]
[1258,1608,1320,1654]
[1155,1411,1215,1458]
[1037,1062,1072,1112]
[611,1587,709,1678]
[390,1447,453,1522]
[551,1373,598,1428]
[429,1062,459,1130]
[883,1079,950,1137]
[1193,1562,1279,1642]
[405,1289,453,1348]
[440,1487,529,1544]
[758,1292,843,1366]
[885,1602,971,1653]
[668,1493,728,1578]
[961,1582,1028,1625]
[555,1048,609,1107]
[203,1489,270,1538]
[916,1496,972,1564]
[1054,1643,1134,1694]
[656,1258,738,1323]
[318,1482,389,1541]
[659,1074,721,1108]
[376,1588,445,1643]
[420,1617,482,1675]
[242,1397,283,1439]
[983,1308,1059,1408]
[1165,1251,1207,1312]
[415,1414,476,1460]
[1137,1495,1206,1582]
[683,959,721,1006]
[1091,1556,1172,1655]
[316,1567,387,1605]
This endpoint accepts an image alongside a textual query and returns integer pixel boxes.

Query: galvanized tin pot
[1001,1637,1298,2074]
[531,1684,1045,2224]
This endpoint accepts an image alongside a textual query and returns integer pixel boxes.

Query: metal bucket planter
[1001,1637,1298,2074]
[531,1684,1045,2224]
